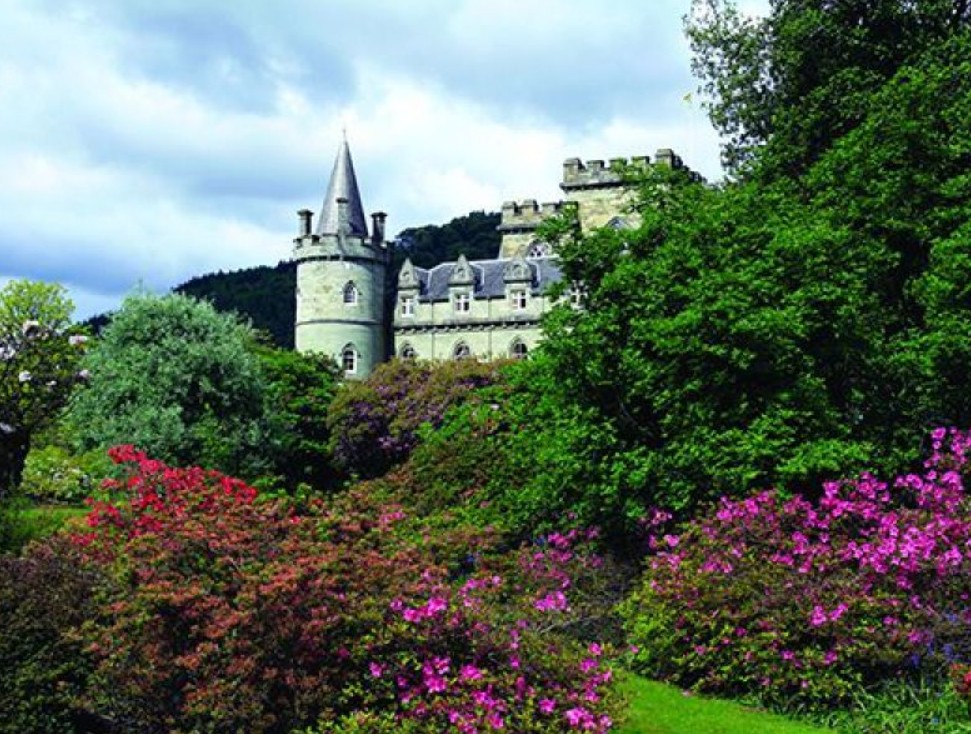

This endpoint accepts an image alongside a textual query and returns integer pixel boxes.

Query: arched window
[342,281,359,305]
[341,344,358,374]
[510,340,528,360]
[453,342,472,361]
[607,216,629,230]
[399,343,417,360]
[526,241,550,258]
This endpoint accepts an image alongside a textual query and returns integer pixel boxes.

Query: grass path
[617,674,832,734]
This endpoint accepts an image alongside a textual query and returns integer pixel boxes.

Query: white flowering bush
[0,280,88,496]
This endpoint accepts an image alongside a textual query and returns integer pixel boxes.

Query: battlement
[561,149,685,190]
[497,199,566,231]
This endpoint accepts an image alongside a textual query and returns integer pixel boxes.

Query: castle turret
[293,139,392,378]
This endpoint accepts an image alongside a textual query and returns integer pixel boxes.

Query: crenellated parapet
[561,152,680,191]
[497,199,566,233]
[292,201,392,266]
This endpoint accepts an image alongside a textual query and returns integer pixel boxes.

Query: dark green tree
[174,261,297,348]
[394,211,501,269]
[533,31,971,518]
[255,345,339,491]
[686,0,971,177]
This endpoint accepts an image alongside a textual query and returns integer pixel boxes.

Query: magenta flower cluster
[626,428,971,705]
[366,528,618,732]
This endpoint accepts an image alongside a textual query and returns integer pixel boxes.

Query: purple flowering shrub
[623,428,971,706]
[326,359,506,479]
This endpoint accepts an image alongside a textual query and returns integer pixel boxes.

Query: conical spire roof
[317,138,369,238]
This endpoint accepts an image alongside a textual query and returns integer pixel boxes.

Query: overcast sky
[0,0,765,321]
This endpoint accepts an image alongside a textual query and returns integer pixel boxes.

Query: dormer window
[342,281,359,305]
[401,296,415,317]
[510,290,527,310]
[454,293,471,313]
[449,254,476,287]
[341,344,358,374]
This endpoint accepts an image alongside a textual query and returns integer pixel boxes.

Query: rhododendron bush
[326,359,505,479]
[70,446,620,733]
[624,428,971,706]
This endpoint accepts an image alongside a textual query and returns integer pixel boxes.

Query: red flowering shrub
[73,446,621,733]
[325,359,506,479]
[623,428,971,707]
[952,663,971,713]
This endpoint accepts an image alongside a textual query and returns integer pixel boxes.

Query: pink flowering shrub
[311,527,622,733]
[71,447,620,733]
[623,428,971,706]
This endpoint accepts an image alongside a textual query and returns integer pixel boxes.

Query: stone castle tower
[292,139,392,377]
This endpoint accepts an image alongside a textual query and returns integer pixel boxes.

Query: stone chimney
[297,209,313,237]
[371,212,387,246]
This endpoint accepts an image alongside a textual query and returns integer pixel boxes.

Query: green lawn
[618,674,833,734]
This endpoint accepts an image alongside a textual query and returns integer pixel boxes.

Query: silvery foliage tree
[67,292,277,478]
[0,280,86,496]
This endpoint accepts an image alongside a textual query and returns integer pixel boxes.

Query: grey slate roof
[411,257,563,302]
[317,139,369,238]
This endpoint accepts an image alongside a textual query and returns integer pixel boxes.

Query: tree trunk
[0,430,30,500]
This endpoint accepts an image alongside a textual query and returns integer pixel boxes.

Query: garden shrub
[0,536,101,734]
[72,446,621,733]
[394,355,651,550]
[19,444,112,505]
[623,427,971,708]
[255,345,339,491]
[326,359,504,479]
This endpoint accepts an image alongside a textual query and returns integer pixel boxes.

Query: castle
[292,139,689,377]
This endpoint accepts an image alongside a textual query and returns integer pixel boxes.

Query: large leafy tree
[535,29,971,518]
[67,292,276,478]
[687,0,971,177]
[542,168,886,511]
[0,280,85,497]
